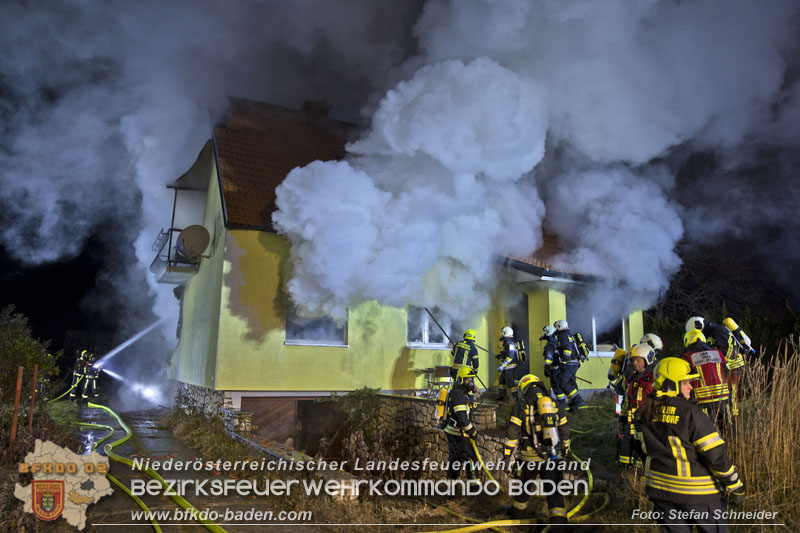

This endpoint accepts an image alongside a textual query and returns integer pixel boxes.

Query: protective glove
[606,381,613,390]
[497,365,504,372]
[543,365,551,378]
[465,426,477,439]
[727,486,745,508]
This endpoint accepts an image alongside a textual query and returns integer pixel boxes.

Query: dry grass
[728,337,800,531]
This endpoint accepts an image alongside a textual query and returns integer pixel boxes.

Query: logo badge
[32,480,64,521]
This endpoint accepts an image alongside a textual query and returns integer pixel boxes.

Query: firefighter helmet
[463,329,476,341]
[640,333,663,351]
[653,357,699,397]
[518,374,541,394]
[501,326,514,338]
[554,319,569,331]
[685,316,705,333]
[684,329,706,347]
[455,366,477,386]
[629,343,655,365]
[542,325,556,336]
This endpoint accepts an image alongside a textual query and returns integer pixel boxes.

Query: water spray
[101,367,161,404]
[93,318,166,367]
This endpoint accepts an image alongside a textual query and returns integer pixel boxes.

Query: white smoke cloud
[1,0,799,372]
[274,57,547,322]
[275,0,800,326]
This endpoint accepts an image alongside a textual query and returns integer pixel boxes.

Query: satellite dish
[175,225,210,261]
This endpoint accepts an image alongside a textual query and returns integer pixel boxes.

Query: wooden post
[10,366,24,448]
[28,364,39,429]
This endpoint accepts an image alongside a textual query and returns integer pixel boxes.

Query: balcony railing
[149,227,201,284]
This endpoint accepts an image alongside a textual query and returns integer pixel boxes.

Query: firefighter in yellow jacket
[503,374,570,528]
[444,367,479,480]
[450,329,479,380]
[634,357,745,531]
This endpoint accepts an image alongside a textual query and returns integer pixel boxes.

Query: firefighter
[634,357,745,531]
[82,355,101,399]
[444,367,479,481]
[496,326,520,401]
[540,325,567,407]
[720,317,753,425]
[617,344,655,468]
[554,320,586,411]
[451,329,479,380]
[503,374,570,528]
[69,350,90,401]
[683,318,730,432]
[700,316,750,427]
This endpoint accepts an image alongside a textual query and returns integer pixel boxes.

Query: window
[406,306,463,348]
[285,305,347,346]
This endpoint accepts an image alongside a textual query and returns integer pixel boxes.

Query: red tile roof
[213,99,585,277]
[510,231,591,277]
[214,99,355,230]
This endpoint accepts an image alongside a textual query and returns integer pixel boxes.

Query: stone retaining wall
[174,381,230,417]
[375,394,512,482]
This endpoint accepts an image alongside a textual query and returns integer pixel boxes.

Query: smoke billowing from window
[274,0,800,329]
[2,1,799,353]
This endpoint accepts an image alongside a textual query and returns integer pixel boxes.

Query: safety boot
[568,394,586,412]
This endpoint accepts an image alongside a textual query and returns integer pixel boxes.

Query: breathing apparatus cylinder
[608,347,626,381]
[537,395,560,459]
[574,332,590,361]
[723,317,754,354]
[434,385,451,428]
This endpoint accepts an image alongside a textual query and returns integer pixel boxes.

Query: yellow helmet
[517,374,541,395]
[463,329,476,341]
[455,366,477,386]
[683,329,706,347]
[630,343,655,365]
[653,357,699,397]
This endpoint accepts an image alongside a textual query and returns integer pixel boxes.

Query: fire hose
[88,402,228,533]
[49,375,84,402]
[77,420,162,532]
[417,438,608,533]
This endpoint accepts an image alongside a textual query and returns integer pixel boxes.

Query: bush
[0,305,61,404]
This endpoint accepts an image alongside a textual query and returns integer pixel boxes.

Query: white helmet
[554,319,568,331]
[685,316,705,333]
[501,326,514,337]
[640,333,664,351]
[542,325,556,336]
[630,343,656,366]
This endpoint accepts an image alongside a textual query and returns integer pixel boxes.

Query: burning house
[153,98,643,444]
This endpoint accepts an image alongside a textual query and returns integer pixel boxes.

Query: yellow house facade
[154,99,643,438]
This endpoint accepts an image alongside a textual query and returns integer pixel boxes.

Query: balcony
[149,227,203,284]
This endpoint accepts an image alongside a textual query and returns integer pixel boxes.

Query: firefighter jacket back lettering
[682,345,729,404]
[634,396,743,504]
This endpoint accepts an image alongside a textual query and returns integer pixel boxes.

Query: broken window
[406,306,463,348]
[285,305,347,346]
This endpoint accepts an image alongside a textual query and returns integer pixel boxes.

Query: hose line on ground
[50,376,84,402]
[77,420,162,532]
[88,402,228,533]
